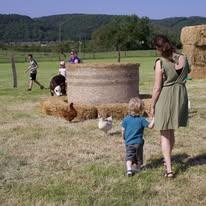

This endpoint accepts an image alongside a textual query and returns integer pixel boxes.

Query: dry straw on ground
[40,96,152,121]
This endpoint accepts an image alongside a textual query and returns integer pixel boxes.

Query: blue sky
[0,0,206,19]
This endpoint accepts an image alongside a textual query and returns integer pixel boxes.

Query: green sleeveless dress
[154,53,190,130]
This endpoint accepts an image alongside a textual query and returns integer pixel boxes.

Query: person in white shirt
[58,61,66,78]
[25,54,44,91]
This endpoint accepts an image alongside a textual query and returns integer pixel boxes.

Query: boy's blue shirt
[122,115,149,145]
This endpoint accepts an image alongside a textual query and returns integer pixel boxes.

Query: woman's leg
[160,130,173,174]
[169,129,175,155]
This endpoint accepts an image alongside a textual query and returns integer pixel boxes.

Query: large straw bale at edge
[182,45,195,65]
[183,45,206,67]
[190,65,206,79]
[181,25,206,45]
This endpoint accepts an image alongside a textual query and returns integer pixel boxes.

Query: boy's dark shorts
[125,144,143,165]
[30,73,37,80]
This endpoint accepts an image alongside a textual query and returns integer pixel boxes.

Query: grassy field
[0,55,206,206]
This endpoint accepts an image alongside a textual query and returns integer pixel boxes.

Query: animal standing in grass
[98,115,112,134]
[49,74,66,96]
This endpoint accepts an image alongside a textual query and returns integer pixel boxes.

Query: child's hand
[148,118,154,129]
[150,107,155,117]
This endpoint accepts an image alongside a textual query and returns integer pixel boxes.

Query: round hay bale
[66,63,139,104]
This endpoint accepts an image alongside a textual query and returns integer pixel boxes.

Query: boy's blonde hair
[128,97,145,116]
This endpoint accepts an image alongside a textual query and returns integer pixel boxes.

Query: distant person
[122,97,154,177]
[58,61,66,78]
[25,54,44,91]
[68,50,80,64]
[151,35,191,178]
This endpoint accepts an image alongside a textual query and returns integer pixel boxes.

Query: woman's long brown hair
[153,35,176,62]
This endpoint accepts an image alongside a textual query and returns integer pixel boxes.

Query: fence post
[11,54,17,88]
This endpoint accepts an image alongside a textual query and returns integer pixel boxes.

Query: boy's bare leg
[34,80,44,89]
[126,161,132,171]
[28,80,33,90]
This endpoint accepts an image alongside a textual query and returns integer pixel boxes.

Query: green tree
[54,42,71,59]
[92,15,151,62]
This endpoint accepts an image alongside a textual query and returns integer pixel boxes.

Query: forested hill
[0,14,206,42]
[151,16,206,35]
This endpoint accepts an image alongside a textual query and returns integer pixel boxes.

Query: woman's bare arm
[151,60,163,116]
[175,55,184,70]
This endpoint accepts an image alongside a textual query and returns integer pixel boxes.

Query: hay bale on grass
[75,104,98,120]
[97,103,128,119]
[40,96,69,120]
[40,97,152,121]
[40,96,97,121]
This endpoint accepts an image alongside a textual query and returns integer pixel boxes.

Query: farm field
[0,54,206,206]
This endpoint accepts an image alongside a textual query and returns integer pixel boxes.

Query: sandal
[165,171,175,178]
[126,170,133,177]
[163,160,175,178]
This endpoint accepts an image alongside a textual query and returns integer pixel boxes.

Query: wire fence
[0,50,157,64]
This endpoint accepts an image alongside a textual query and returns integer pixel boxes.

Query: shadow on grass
[144,153,206,175]
[139,94,152,99]
[109,130,121,136]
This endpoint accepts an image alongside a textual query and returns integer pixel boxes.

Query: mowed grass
[0,55,206,206]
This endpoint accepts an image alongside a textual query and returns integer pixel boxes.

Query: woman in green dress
[151,35,190,178]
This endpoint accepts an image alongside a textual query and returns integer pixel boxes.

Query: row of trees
[0,15,182,62]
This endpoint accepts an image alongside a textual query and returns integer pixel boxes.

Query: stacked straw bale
[181,25,206,79]
[40,96,151,121]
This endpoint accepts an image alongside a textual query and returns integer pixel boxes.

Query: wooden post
[11,55,17,88]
